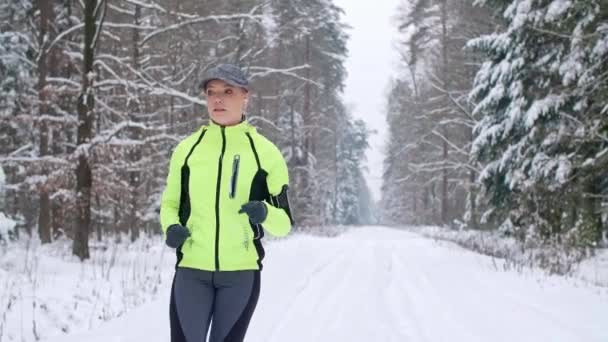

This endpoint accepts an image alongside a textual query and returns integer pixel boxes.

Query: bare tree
[73,0,107,260]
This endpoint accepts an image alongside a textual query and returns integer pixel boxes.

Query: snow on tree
[469,0,608,246]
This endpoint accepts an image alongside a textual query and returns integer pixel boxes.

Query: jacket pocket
[229,154,240,198]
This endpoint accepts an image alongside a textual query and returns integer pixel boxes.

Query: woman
[160,63,294,342]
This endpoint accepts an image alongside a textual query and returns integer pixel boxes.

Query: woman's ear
[242,91,249,110]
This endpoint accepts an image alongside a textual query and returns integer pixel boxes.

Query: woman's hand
[238,201,268,225]
[165,224,191,248]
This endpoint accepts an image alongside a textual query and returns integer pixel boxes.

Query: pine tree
[469,0,608,246]
[0,0,37,234]
[334,117,369,225]
[0,1,35,119]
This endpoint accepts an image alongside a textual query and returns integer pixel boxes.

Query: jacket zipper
[214,127,226,271]
[229,154,240,198]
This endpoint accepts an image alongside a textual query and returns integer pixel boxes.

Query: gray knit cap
[199,64,249,91]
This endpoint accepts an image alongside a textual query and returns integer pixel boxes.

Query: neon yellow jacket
[160,119,293,271]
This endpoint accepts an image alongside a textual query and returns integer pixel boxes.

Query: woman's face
[204,79,249,126]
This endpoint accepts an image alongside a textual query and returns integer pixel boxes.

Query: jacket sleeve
[261,146,293,237]
[160,143,185,235]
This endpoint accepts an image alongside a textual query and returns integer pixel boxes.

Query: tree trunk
[304,35,311,166]
[412,188,417,220]
[51,201,63,239]
[37,0,54,244]
[73,0,105,260]
[129,4,142,243]
[440,0,449,225]
[297,34,313,227]
[423,185,429,223]
[579,180,602,246]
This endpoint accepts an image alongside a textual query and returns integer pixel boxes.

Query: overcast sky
[332,0,402,203]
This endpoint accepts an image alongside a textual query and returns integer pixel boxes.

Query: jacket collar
[206,114,253,134]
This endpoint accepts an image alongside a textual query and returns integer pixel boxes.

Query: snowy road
[44,226,608,342]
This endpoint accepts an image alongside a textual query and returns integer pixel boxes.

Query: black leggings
[172,267,260,342]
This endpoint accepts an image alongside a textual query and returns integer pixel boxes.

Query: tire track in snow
[309,244,366,341]
[388,244,480,342]
[374,243,419,342]
[264,245,350,342]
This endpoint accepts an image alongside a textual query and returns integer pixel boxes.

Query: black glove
[165,224,190,248]
[239,201,268,225]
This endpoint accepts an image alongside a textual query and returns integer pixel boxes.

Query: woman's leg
[174,267,215,342]
[209,270,260,342]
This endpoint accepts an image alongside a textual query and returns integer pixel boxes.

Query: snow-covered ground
[0,234,174,342]
[576,248,608,287]
[6,226,603,342]
[411,225,608,286]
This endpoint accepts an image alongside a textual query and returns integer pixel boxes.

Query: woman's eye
[225,89,233,95]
